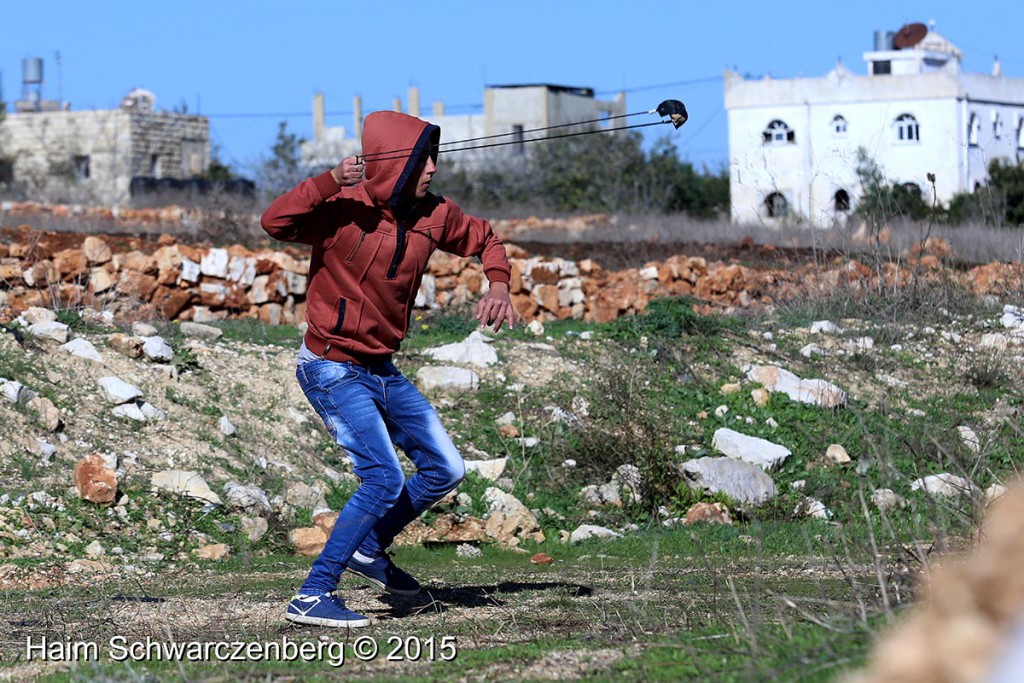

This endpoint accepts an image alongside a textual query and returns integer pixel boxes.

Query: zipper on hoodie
[345,231,367,263]
[386,221,408,280]
[330,298,347,335]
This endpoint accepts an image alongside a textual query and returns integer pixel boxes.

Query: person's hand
[330,157,364,187]
[476,281,515,332]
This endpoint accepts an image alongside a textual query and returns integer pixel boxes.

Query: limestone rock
[683,502,733,525]
[27,321,70,344]
[712,428,791,471]
[483,487,543,544]
[223,481,272,515]
[423,330,498,367]
[150,470,222,505]
[825,444,851,465]
[98,377,144,405]
[569,524,621,543]
[73,454,118,505]
[416,366,480,393]
[194,543,231,561]
[28,396,62,432]
[180,322,223,340]
[464,457,507,481]
[141,336,174,362]
[219,416,237,436]
[289,527,327,557]
[82,236,113,264]
[680,457,778,506]
[745,364,846,408]
[60,338,104,363]
[871,488,905,512]
[239,516,269,543]
[911,473,978,498]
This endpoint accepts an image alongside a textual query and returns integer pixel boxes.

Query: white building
[725,22,1024,226]
[302,84,626,171]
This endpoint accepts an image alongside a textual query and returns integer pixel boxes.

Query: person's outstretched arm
[260,157,364,247]
[438,203,514,332]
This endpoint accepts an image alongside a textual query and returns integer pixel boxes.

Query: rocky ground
[2,209,1024,681]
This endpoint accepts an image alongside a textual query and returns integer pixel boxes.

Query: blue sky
[3,1,1021,178]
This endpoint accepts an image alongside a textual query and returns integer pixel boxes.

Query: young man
[261,111,514,628]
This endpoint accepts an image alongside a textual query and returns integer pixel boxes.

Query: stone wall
[0,230,1019,327]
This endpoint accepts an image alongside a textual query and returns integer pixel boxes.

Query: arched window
[764,192,789,217]
[968,113,980,147]
[763,120,795,145]
[895,114,920,142]
[993,112,1003,140]
[834,189,851,213]
[832,115,848,136]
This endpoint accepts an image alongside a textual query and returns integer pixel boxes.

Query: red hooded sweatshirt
[261,111,511,364]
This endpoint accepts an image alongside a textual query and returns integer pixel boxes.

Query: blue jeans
[295,358,465,595]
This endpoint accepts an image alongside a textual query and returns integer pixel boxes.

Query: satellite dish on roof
[893,22,928,49]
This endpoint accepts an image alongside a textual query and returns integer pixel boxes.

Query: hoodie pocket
[330,297,347,336]
[345,231,367,263]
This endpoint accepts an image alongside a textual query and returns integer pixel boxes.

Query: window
[832,115,847,136]
[0,159,13,186]
[762,120,795,145]
[834,189,851,213]
[764,192,788,217]
[512,124,525,155]
[1018,119,1024,162]
[72,155,90,180]
[149,154,160,177]
[895,114,920,143]
[873,61,892,75]
[968,114,980,147]
[993,112,1003,140]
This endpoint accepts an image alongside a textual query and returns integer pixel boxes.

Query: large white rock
[464,457,507,481]
[416,366,480,393]
[0,378,26,404]
[151,470,222,505]
[139,402,166,421]
[712,428,792,471]
[60,338,104,363]
[569,524,622,543]
[98,377,144,404]
[224,481,272,515]
[20,307,57,325]
[180,322,223,340]
[27,321,70,343]
[681,457,778,505]
[744,364,846,408]
[200,248,230,278]
[810,320,840,335]
[141,336,174,362]
[1000,305,1024,330]
[911,473,978,498]
[423,331,499,367]
[112,403,147,421]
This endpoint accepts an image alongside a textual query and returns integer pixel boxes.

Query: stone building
[302,84,626,171]
[0,84,210,205]
[724,22,1024,226]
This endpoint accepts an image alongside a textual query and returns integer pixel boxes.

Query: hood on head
[361,111,440,219]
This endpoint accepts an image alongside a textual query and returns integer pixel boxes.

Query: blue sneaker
[347,554,422,596]
[284,592,372,628]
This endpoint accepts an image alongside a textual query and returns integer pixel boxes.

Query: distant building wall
[0,108,209,204]
[302,84,627,171]
[725,26,1024,226]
